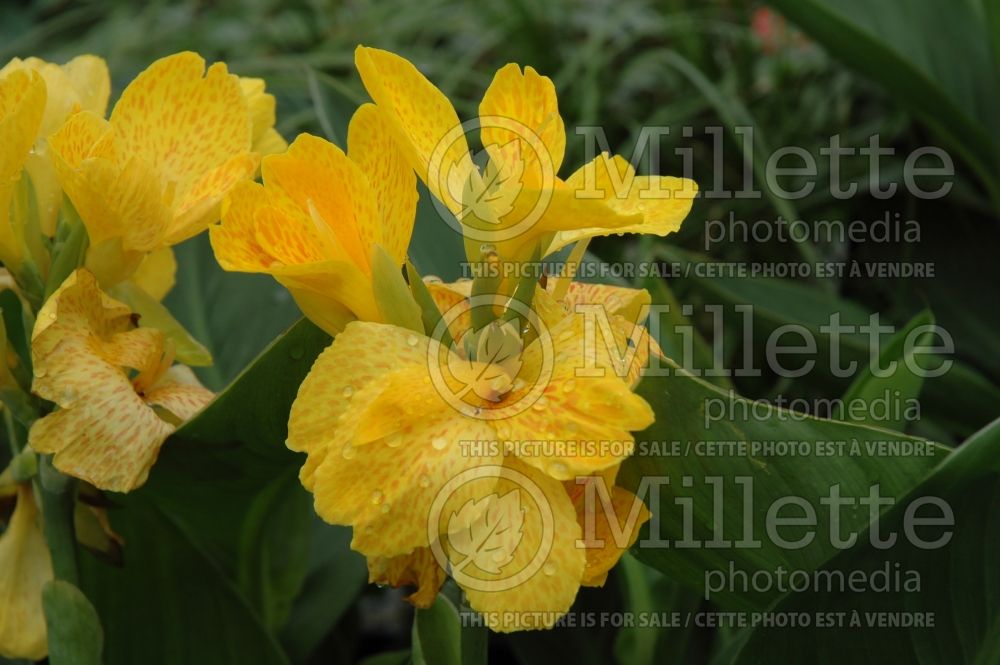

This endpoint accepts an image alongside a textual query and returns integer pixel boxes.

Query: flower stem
[37,455,79,584]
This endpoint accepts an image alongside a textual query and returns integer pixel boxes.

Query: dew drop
[432,436,448,450]
[407,335,419,347]
[370,490,384,505]
[341,444,357,460]
[543,562,557,576]
[380,503,391,514]
[342,386,354,398]
[61,387,78,406]
[562,379,576,393]
[532,396,549,411]
[550,462,568,477]
[385,434,403,448]
[34,367,47,378]
[418,474,431,488]
[289,346,305,360]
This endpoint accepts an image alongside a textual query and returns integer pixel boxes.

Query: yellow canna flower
[0,484,53,660]
[0,68,46,276]
[287,278,655,630]
[27,270,213,492]
[210,103,418,334]
[239,76,289,157]
[47,52,260,287]
[354,46,698,262]
[0,55,111,237]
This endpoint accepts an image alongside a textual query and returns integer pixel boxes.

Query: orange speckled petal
[0,486,52,661]
[456,457,586,632]
[347,103,418,264]
[263,134,377,271]
[167,151,258,244]
[287,321,427,490]
[29,270,173,492]
[568,481,649,586]
[355,46,474,217]
[367,547,446,608]
[144,365,213,421]
[110,52,252,189]
[211,180,275,272]
[479,63,565,188]
[546,153,698,255]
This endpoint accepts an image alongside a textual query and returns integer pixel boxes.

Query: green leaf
[768,0,1000,201]
[165,234,304,390]
[372,244,424,334]
[619,359,949,610]
[613,555,702,665]
[733,416,1000,664]
[42,579,103,665]
[839,309,937,431]
[413,595,462,665]
[238,469,313,632]
[111,281,213,367]
[79,497,290,665]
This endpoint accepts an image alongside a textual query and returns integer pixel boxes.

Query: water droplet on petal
[342,386,354,398]
[562,379,576,393]
[61,387,78,406]
[341,444,356,460]
[370,490,384,505]
[532,396,549,411]
[380,502,391,514]
[289,346,305,360]
[550,462,568,477]
[432,436,448,450]
[418,474,431,488]
[407,335,419,347]
[543,562,557,576]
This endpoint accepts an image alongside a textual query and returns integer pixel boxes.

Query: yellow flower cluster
[0,52,285,659]
[211,46,696,631]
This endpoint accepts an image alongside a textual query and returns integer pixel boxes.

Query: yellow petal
[239,76,287,156]
[130,247,177,301]
[546,153,698,255]
[347,103,418,264]
[367,547,445,608]
[143,365,213,421]
[0,68,46,270]
[1,55,110,137]
[48,112,171,252]
[61,55,111,118]
[456,458,586,632]
[0,485,52,660]
[355,46,474,216]
[29,270,175,492]
[211,180,274,272]
[263,133,376,271]
[167,152,259,244]
[569,481,649,586]
[479,63,565,188]
[110,52,252,194]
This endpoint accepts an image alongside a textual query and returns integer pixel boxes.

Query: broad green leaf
[79,497,290,665]
[768,0,1000,200]
[413,595,462,665]
[42,580,103,665]
[733,416,1000,664]
[238,469,313,632]
[165,235,303,390]
[613,555,702,665]
[279,519,367,663]
[619,359,949,610]
[839,309,937,431]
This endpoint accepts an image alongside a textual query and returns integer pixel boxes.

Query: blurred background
[3,0,998,663]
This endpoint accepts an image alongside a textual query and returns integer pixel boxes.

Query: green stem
[37,455,79,584]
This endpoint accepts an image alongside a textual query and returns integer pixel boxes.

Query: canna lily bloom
[0,484,52,660]
[354,46,698,263]
[239,77,289,157]
[210,103,418,334]
[47,51,261,287]
[0,68,46,276]
[28,270,213,492]
[0,55,111,237]
[287,278,656,630]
